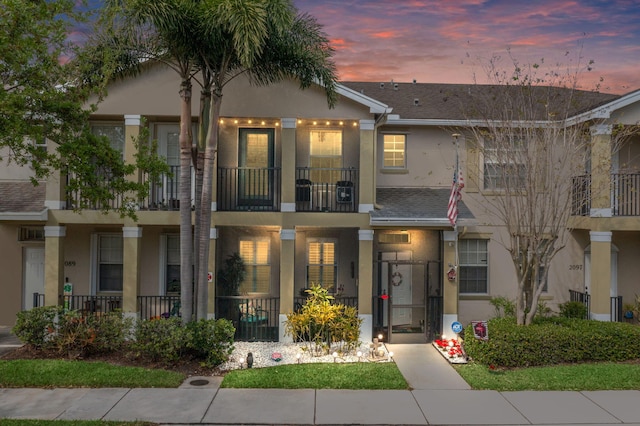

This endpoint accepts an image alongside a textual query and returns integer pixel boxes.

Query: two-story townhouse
[1,64,639,344]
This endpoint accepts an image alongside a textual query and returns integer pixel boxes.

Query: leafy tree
[1,0,167,219]
[461,52,634,325]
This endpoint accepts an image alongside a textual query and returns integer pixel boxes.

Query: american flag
[447,167,464,227]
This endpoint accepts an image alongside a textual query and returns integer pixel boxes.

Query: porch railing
[569,290,590,319]
[217,167,281,211]
[32,292,45,308]
[65,171,123,211]
[295,168,359,212]
[140,165,191,211]
[137,295,181,320]
[294,295,358,311]
[572,173,640,216]
[215,296,279,341]
[58,295,123,314]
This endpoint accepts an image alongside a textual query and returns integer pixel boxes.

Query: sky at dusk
[292,0,640,94]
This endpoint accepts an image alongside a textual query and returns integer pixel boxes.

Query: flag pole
[452,133,460,269]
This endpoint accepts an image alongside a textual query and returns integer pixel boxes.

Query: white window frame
[91,233,123,294]
[306,238,338,292]
[483,136,525,190]
[382,134,407,169]
[459,239,489,294]
[159,234,181,295]
[239,238,271,294]
[91,123,125,159]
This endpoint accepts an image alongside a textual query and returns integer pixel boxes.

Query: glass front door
[238,128,274,206]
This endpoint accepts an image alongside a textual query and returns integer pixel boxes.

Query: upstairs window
[383,134,406,169]
[483,136,525,190]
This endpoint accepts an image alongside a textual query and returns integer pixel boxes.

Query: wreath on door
[391,270,403,286]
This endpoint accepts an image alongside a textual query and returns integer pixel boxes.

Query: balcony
[295,168,359,212]
[217,167,281,211]
[571,173,640,216]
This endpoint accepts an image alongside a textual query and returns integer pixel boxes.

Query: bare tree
[461,53,634,325]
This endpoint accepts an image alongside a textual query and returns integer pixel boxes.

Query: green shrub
[133,317,189,364]
[463,316,640,368]
[559,301,588,319]
[13,306,60,348]
[284,284,362,355]
[186,318,235,367]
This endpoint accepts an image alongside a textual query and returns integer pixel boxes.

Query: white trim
[590,313,611,322]
[122,227,142,238]
[159,234,168,295]
[590,124,612,136]
[442,314,459,339]
[358,203,374,213]
[590,231,612,242]
[210,228,218,239]
[281,118,297,129]
[589,208,612,218]
[124,115,141,126]
[359,314,373,343]
[359,119,375,131]
[335,84,392,114]
[370,218,455,227]
[280,229,296,240]
[358,230,374,241]
[1,209,48,221]
[44,200,65,210]
[44,226,66,238]
[90,233,98,295]
[281,202,296,212]
[443,231,458,242]
[279,314,293,342]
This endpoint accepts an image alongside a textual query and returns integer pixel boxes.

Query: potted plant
[623,303,635,320]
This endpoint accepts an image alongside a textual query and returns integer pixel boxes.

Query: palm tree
[93,0,338,321]
[96,0,202,322]
[191,1,339,319]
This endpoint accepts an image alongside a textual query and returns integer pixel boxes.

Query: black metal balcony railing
[58,295,123,314]
[612,173,640,216]
[295,168,359,212]
[572,173,640,217]
[217,167,281,211]
[66,171,124,211]
[138,295,181,319]
[215,296,280,341]
[141,165,184,211]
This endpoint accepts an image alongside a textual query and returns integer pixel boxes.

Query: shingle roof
[0,182,46,214]
[371,187,474,226]
[341,82,620,120]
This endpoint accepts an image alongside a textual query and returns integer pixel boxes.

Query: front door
[23,247,45,309]
[238,128,274,207]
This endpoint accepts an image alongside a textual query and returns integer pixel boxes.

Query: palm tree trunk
[179,79,194,323]
[195,90,221,320]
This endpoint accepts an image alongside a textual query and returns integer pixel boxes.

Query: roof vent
[393,83,399,90]
[414,98,419,106]
[380,82,385,89]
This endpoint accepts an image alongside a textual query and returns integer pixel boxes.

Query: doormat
[392,326,422,333]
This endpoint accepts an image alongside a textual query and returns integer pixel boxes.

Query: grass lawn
[0,360,184,388]
[221,362,408,389]
[454,361,640,391]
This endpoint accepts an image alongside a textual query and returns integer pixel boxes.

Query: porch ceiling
[371,187,473,227]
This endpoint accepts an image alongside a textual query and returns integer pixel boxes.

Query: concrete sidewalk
[2,328,640,425]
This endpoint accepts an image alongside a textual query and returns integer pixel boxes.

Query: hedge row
[13,306,235,367]
[463,317,640,368]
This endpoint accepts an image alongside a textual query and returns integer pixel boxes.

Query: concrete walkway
[2,326,640,425]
